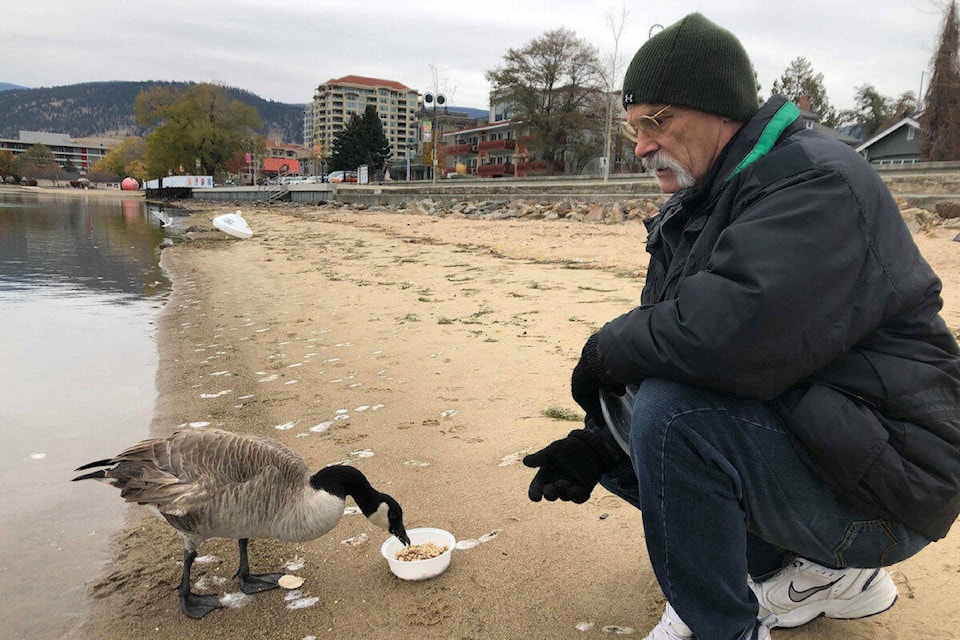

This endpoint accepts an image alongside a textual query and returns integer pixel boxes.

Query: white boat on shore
[212,210,253,239]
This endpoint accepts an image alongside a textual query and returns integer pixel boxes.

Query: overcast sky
[3,0,950,113]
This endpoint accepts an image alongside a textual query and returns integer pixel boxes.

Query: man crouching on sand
[523,12,960,640]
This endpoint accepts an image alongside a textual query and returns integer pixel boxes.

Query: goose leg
[234,538,283,595]
[178,548,223,619]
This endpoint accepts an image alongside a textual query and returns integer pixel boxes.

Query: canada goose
[73,428,410,619]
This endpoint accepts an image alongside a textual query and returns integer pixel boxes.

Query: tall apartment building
[0,130,110,173]
[309,75,419,167]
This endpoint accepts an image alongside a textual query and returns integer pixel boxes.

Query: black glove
[571,333,624,424]
[523,426,621,504]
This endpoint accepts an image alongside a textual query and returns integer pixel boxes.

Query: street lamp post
[424,92,446,184]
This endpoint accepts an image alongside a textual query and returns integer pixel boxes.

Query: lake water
[0,191,171,639]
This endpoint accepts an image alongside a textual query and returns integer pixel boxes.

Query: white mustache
[642,151,695,188]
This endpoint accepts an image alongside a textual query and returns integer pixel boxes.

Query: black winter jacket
[596,96,960,541]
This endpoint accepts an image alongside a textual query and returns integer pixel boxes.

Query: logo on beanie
[623,93,635,104]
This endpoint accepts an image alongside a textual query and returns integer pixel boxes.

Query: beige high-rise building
[310,75,419,168]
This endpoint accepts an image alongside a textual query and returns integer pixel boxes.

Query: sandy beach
[74,201,960,640]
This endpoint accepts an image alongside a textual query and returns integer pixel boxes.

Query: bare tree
[921,1,960,160]
[600,4,629,181]
[486,28,603,173]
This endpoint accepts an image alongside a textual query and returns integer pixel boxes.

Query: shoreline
[0,184,145,199]
[74,202,960,639]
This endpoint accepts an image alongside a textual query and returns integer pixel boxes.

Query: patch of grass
[542,406,584,421]
[578,285,619,293]
[438,317,455,325]
[400,313,420,322]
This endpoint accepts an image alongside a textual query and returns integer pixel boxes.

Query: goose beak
[393,526,410,546]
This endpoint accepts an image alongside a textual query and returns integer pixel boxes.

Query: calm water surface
[0,192,172,639]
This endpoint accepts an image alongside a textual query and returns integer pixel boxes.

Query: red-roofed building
[308,75,419,171]
[262,157,299,176]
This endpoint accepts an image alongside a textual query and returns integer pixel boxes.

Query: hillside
[0,81,305,144]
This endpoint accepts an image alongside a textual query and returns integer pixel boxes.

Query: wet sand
[74,202,960,639]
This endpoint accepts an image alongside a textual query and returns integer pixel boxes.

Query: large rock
[935,200,960,219]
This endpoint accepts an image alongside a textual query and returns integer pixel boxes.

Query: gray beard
[642,151,696,189]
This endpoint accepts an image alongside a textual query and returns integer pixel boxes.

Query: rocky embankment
[306,195,960,236]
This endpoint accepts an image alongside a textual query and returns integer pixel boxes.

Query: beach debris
[219,592,253,609]
[440,409,458,418]
[498,448,534,467]
[284,556,306,571]
[278,575,305,590]
[29,453,46,460]
[200,390,232,399]
[602,625,636,635]
[455,529,502,550]
[404,460,430,467]
[341,533,368,547]
[275,421,298,430]
[576,622,596,631]
[286,596,320,610]
[309,422,332,433]
[350,449,374,458]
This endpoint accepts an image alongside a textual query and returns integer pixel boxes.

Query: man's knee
[629,378,695,460]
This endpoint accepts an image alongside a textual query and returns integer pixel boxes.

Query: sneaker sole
[772,582,899,628]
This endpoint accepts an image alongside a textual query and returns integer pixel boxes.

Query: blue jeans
[599,378,930,640]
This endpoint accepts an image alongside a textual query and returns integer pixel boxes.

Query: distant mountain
[0,81,305,144]
[449,106,488,119]
[0,82,28,92]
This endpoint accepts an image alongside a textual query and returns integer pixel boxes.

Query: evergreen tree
[921,1,960,161]
[771,57,840,127]
[329,105,391,171]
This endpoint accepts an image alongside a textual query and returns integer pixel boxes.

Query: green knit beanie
[621,13,759,121]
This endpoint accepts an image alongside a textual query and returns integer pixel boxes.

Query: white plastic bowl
[381,527,455,581]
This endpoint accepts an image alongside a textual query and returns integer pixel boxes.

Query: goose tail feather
[74,458,114,473]
[72,469,108,482]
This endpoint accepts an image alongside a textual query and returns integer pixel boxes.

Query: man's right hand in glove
[523,425,621,504]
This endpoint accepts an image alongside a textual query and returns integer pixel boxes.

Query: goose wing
[99,429,310,519]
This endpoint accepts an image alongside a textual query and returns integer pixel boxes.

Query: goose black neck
[310,465,381,514]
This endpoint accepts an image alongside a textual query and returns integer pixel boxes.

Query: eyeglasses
[619,105,673,143]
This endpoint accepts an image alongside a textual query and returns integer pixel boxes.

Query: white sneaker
[643,604,695,640]
[643,605,774,640]
[750,558,898,628]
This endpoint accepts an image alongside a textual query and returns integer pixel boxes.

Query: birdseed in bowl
[396,541,448,562]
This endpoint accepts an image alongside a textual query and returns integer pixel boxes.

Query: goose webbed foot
[178,548,223,618]
[234,538,282,595]
[180,591,223,619]
[238,571,284,594]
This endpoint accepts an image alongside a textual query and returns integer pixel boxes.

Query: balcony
[477,163,515,178]
[477,138,516,152]
[446,143,478,155]
[516,160,552,177]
